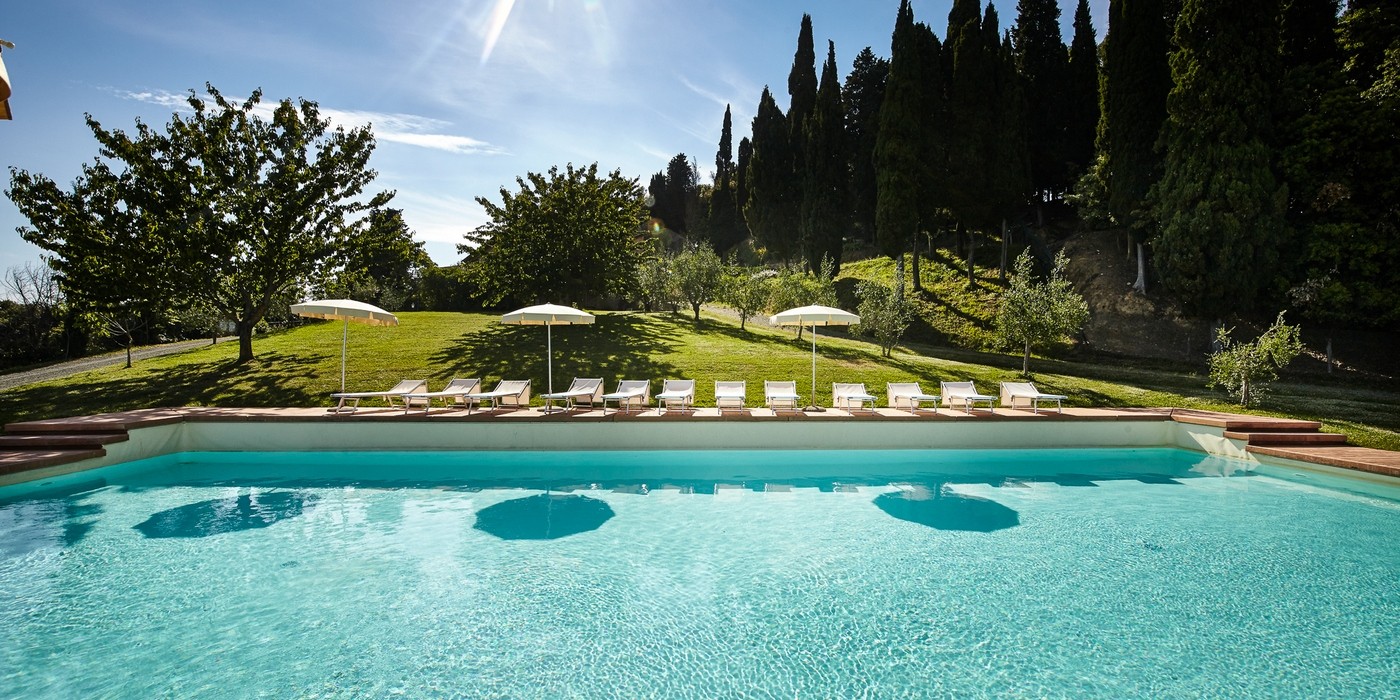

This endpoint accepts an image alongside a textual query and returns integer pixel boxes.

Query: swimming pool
[2,448,1397,698]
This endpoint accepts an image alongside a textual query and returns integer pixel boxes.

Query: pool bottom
[1,448,1397,698]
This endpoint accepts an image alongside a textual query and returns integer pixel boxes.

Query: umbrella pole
[807,324,824,412]
[341,318,348,393]
[546,323,553,407]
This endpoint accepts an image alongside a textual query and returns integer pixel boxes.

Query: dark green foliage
[1064,0,1100,179]
[1097,0,1171,233]
[1012,0,1071,199]
[745,88,800,262]
[945,0,1000,232]
[463,163,645,306]
[709,106,744,254]
[875,0,943,262]
[788,14,819,149]
[10,84,389,363]
[801,41,849,275]
[843,46,889,244]
[320,208,432,311]
[735,137,752,221]
[1279,1,1400,326]
[989,28,1032,225]
[1151,0,1288,319]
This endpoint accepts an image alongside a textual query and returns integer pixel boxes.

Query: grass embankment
[0,309,1396,452]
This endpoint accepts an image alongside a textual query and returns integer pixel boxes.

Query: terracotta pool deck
[0,405,1395,481]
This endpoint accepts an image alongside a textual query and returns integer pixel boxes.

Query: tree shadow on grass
[430,313,682,389]
[0,350,323,424]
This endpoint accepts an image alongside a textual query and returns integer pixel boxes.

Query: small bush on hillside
[1208,312,1303,407]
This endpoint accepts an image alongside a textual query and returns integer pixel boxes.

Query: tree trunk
[999,219,1009,283]
[1131,242,1148,294]
[1023,338,1031,375]
[967,229,977,287]
[237,322,255,363]
[1326,336,1333,374]
[894,254,906,301]
[692,303,701,321]
[125,333,133,369]
[911,233,923,292]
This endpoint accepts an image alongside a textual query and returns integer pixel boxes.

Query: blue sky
[0,0,1107,271]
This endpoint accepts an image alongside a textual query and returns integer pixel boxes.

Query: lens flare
[480,0,517,66]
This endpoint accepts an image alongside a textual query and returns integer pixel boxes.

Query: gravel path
[0,339,216,390]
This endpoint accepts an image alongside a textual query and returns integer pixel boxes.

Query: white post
[546,324,554,398]
[810,324,818,409]
[340,318,348,393]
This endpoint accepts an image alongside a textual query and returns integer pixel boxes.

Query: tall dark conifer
[801,41,850,274]
[946,0,997,234]
[1151,0,1287,319]
[875,1,927,267]
[1012,0,1070,200]
[735,137,752,224]
[788,14,819,192]
[1065,0,1100,180]
[709,105,743,253]
[844,47,889,244]
[745,88,800,262]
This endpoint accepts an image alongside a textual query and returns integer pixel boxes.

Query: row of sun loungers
[330,379,1066,415]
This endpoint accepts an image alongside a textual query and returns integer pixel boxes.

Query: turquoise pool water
[1,448,1397,698]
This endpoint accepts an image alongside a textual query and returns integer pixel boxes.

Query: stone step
[1223,430,1348,446]
[0,448,108,476]
[0,433,129,449]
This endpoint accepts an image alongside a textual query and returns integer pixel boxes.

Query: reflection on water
[134,491,317,539]
[873,485,1020,532]
[473,493,615,540]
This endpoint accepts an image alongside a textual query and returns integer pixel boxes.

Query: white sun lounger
[941,381,997,414]
[602,380,650,414]
[540,377,604,412]
[764,380,800,412]
[402,378,482,414]
[462,379,531,413]
[832,383,877,412]
[655,379,696,414]
[330,379,427,413]
[715,380,747,413]
[886,382,940,414]
[1000,381,1068,414]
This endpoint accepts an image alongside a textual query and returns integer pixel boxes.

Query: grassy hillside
[1,309,1396,451]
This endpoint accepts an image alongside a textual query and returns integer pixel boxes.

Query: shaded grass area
[0,310,1396,452]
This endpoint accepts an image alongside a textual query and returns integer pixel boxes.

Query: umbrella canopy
[501,304,595,401]
[769,305,860,411]
[290,299,399,393]
[0,41,13,120]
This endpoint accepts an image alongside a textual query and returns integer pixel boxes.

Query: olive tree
[671,243,725,321]
[995,249,1089,374]
[853,270,912,357]
[1208,312,1303,407]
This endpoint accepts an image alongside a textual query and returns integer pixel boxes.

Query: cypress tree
[1098,0,1171,291]
[801,41,850,274]
[1064,0,1100,180]
[990,25,1032,282]
[745,87,800,262]
[1151,0,1288,319]
[1012,0,1070,201]
[735,136,752,223]
[709,105,743,253]
[844,47,889,244]
[875,1,930,268]
[788,14,818,190]
[946,0,997,234]
[663,153,698,236]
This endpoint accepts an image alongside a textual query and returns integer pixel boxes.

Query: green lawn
[1,309,1396,451]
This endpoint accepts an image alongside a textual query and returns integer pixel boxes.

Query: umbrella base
[802,405,826,413]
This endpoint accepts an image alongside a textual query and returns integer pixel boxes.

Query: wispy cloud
[111,89,503,156]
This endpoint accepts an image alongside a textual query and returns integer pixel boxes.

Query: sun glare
[480,0,517,66]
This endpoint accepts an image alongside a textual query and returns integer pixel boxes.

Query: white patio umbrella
[770,304,860,412]
[501,303,595,399]
[289,299,398,393]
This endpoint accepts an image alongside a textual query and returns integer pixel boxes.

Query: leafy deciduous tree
[671,243,725,321]
[464,163,645,306]
[853,269,912,357]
